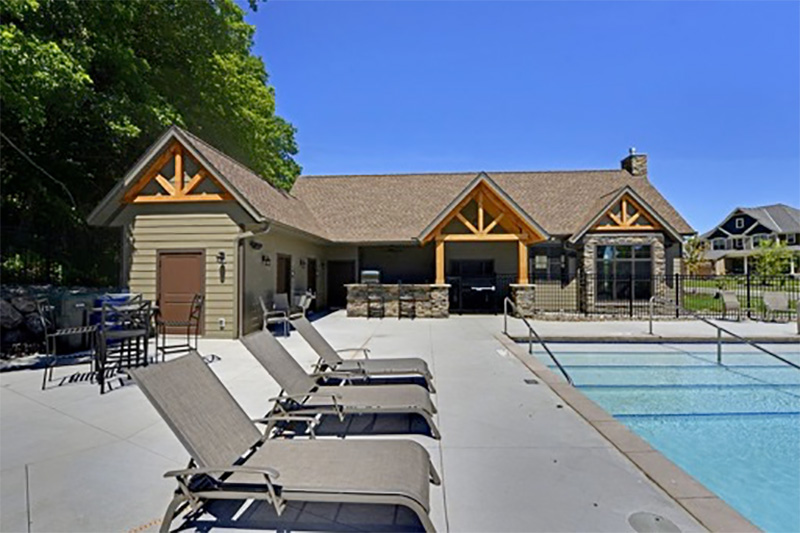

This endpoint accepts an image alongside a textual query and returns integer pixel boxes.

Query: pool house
[89,126,694,337]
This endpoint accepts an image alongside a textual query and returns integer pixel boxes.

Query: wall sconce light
[217,251,226,283]
[299,259,307,269]
[249,240,263,250]
[262,254,271,267]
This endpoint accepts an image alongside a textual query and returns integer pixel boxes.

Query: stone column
[510,284,536,317]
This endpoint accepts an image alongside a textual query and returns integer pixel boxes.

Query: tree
[683,236,709,275]
[1,0,299,285]
[752,239,792,278]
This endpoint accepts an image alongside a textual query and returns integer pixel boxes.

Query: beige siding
[241,227,327,335]
[129,214,240,339]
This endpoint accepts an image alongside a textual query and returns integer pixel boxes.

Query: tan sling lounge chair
[128,352,441,533]
[241,330,441,439]
[763,292,794,322]
[291,316,436,392]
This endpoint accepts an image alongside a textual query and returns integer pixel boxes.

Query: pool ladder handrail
[648,296,800,370]
[503,297,574,385]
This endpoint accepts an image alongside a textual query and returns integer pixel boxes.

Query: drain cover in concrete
[628,512,681,533]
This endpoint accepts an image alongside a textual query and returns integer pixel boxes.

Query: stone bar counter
[346,284,451,318]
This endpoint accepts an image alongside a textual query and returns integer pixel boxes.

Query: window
[530,245,564,281]
[713,238,725,250]
[595,245,652,301]
[735,218,744,229]
[732,237,744,250]
[788,234,797,245]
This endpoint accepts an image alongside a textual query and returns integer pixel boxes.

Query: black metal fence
[528,272,799,319]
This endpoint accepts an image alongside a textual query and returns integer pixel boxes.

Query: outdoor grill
[360,270,381,284]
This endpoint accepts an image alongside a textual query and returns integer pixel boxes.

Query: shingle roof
[178,128,328,239]
[292,169,694,242]
[98,127,692,242]
[739,204,800,234]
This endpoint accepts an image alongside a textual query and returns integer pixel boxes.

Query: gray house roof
[701,204,800,239]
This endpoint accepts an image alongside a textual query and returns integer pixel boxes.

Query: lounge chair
[291,316,436,392]
[241,330,441,439]
[718,290,746,320]
[763,292,794,322]
[128,352,440,533]
[259,295,289,336]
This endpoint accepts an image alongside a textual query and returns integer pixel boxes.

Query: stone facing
[346,284,450,318]
[510,284,536,317]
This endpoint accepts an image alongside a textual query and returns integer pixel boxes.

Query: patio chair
[241,330,441,439]
[763,292,794,322]
[291,316,436,392]
[128,352,440,533]
[156,294,204,360]
[718,290,748,321]
[259,295,289,336]
[37,298,98,390]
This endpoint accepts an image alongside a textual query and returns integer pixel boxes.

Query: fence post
[629,271,634,318]
[716,328,722,365]
[746,271,751,319]
[674,274,680,318]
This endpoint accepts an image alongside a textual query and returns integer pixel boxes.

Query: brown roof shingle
[179,129,328,239]
[292,170,693,242]
[176,127,692,242]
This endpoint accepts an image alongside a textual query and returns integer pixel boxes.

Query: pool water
[537,347,800,533]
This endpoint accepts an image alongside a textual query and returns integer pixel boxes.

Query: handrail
[503,297,573,385]
[649,296,800,370]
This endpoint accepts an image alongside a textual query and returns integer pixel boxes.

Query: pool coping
[495,333,762,533]
[508,335,799,344]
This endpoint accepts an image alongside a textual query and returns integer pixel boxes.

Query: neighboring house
[89,126,693,338]
[700,204,800,275]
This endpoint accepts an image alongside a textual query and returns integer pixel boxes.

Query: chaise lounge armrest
[254,415,320,438]
[336,347,370,359]
[164,465,281,481]
[269,392,345,420]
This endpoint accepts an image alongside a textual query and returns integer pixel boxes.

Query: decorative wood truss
[420,180,546,284]
[123,142,233,204]
[592,194,661,232]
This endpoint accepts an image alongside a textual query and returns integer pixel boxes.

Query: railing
[649,296,800,370]
[503,297,573,385]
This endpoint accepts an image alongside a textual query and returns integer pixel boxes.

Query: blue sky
[246,1,799,233]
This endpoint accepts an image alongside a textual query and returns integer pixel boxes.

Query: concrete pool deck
[0,312,773,532]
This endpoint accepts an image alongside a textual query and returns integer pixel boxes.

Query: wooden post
[174,146,183,194]
[517,239,529,284]
[435,238,445,284]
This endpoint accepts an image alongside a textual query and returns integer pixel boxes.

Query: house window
[788,234,797,245]
[735,218,744,229]
[531,245,564,281]
[713,238,725,250]
[732,237,744,250]
[595,245,652,301]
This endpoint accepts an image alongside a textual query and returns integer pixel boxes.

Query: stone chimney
[621,147,647,176]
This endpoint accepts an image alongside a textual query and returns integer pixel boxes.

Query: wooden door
[157,250,205,334]
[327,260,355,309]
[307,259,317,311]
[276,254,292,296]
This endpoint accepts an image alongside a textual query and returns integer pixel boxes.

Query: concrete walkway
[2,313,712,532]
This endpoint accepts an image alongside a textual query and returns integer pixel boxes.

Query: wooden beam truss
[592,194,660,232]
[123,143,234,204]
[426,181,544,285]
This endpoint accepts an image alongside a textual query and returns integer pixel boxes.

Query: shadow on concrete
[182,499,426,532]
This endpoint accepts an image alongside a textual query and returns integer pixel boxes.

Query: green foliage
[682,236,709,275]
[753,239,792,278]
[1,0,299,285]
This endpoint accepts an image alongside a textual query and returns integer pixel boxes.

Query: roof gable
[418,173,549,244]
[569,186,684,243]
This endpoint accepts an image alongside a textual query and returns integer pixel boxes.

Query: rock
[0,300,23,330]
[11,296,38,314]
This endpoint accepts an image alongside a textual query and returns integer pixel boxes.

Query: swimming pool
[535,345,800,533]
